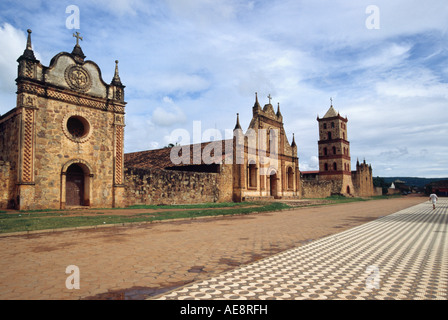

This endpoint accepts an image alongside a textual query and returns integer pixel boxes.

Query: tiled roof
[124,140,233,170]
[301,171,320,175]
[323,106,338,118]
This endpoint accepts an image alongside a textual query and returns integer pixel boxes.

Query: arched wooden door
[66,164,85,206]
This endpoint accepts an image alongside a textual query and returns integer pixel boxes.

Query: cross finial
[268,94,272,104]
[73,32,83,46]
[330,97,333,106]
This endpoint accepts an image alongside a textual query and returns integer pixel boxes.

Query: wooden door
[269,172,277,197]
[66,165,84,206]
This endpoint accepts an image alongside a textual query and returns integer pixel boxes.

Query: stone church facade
[0,31,126,210]
[0,31,376,210]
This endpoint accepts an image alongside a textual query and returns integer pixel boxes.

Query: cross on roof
[330,97,333,106]
[268,94,272,104]
[73,32,83,46]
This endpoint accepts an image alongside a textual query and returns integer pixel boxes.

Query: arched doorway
[66,164,85,206]
[269,169,277,197]
[248,161,257,188]
[62,160,93,208]
[346,185,351,194]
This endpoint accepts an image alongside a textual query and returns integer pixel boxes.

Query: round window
[63,114,92,143]
[67,116,88,138]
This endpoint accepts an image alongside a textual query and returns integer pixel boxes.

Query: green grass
[0,202,289,234]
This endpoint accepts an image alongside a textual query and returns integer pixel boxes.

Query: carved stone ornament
[64,65,92,92]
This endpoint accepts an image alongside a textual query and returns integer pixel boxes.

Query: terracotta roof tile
[124,140,233,170]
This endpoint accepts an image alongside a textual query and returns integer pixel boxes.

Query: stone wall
[216,164,233,203]
[124,167,222,206]
[301,180,334,198]
[0,161,12,209]
[0,110,20,209]
[388,188,401,195]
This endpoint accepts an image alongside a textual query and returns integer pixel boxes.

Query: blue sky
[1,0,447,178]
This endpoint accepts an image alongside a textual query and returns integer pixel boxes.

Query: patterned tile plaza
[154,199,447,300]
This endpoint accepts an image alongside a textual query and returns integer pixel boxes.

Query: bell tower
[317,100,354,195]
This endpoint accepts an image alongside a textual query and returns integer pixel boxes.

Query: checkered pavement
[154,199,447,300]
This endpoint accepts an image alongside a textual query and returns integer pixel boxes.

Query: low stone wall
[388,188,401,195]
[124,167,221,206]
[301,180,334,198]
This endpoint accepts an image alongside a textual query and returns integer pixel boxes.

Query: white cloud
[0,23,43,114]
[0,24,25,92]
[91,0,152,17]
[299,156,319,172]
[151,97,187,127]
[376,76,448,99]
[164,0,248,25]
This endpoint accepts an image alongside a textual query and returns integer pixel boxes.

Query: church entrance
[269,170,277,198]
[66,164,85,206]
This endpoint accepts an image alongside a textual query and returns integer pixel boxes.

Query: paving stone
[154,199,447,300]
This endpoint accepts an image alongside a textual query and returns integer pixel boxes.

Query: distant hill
[379,177,448,188]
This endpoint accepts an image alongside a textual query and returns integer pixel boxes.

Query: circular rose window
[67,116,88,138]
[63,113,92,143]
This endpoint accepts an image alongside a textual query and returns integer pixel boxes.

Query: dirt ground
[0,195,426,300]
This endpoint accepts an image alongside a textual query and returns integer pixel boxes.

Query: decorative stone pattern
[64,65,92,92]
[156,200,448,300]
[25,61,35,78]
[21,108,35,183]
[115,125,124,185]
[17,82,125,115]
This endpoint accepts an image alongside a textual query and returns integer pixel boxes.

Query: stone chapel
[0,30,126,210]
